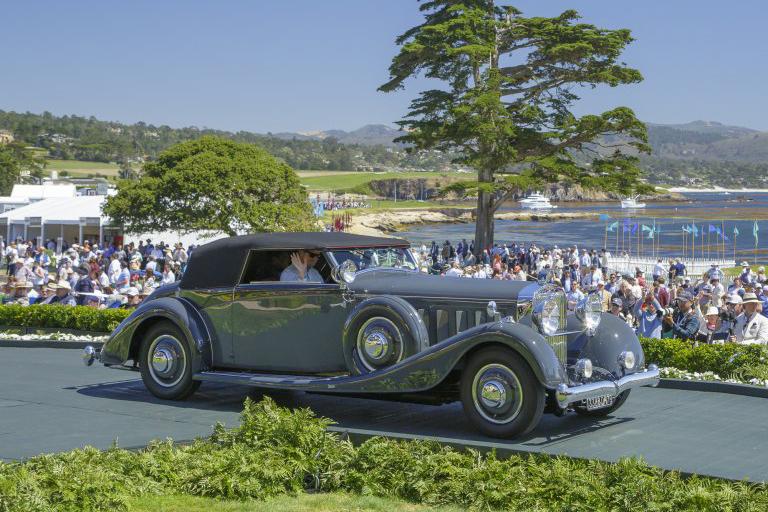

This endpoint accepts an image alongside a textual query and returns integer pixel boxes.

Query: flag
[733,226,740,237]
[599,214,611,222]
[631,223,638,235]
[607,221,618,232]
[709,224,717,233]
[754,221,760,246]
[691,223,699,236]
[682,225,691,234]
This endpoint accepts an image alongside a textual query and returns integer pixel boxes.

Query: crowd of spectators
[0,238,194,309]
[415,239,768,345]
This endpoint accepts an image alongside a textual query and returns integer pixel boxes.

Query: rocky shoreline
[346,208,597,237]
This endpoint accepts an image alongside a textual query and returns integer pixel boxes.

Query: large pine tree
[380,1,651,252]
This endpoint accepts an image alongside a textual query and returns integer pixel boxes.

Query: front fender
[565,313,645,377]
[100,296,213,370]
[336,320,566,394]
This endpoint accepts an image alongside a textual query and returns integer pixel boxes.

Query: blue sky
[1,1,766,132]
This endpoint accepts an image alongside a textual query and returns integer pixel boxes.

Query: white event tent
[0,196,118,249]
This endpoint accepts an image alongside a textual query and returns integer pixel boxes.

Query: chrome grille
[533,285,568,366]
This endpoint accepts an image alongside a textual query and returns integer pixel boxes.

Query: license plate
[585,394,615,410]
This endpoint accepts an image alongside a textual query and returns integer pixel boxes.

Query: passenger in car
[280,250,324,283]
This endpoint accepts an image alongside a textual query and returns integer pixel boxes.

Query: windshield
[329,247,417,272]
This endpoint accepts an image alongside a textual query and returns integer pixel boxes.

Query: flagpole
[755,220,758,266]
[721,220,725,261]
[692,221,695,263]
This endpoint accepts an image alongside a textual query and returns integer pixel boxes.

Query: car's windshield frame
[327,246,417,273]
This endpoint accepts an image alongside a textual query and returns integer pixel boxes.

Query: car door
[229,281,349,373]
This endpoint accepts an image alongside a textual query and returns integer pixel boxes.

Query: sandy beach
[668,187,768,193]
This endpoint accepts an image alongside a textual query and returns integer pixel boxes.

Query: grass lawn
[44,158,123,177]
[723,264,767,277]
[300,171,453,192]
[127,492,459,512]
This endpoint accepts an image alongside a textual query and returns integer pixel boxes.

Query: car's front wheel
[460,347,544,439]
[139,321,200,400]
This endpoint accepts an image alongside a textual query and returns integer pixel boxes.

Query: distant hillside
[273,124,405,147]
[646,122,768,162]
[2,109,768,187]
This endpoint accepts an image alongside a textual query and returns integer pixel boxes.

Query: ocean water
[396,192,768,260]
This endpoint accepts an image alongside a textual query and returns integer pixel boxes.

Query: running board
[194,370,327,387]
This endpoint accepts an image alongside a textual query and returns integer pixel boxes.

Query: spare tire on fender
[342,295,429,375]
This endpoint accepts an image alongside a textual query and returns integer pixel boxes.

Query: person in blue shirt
[670,291,700,341]
[635,293,664,338]
[280,251,323,283]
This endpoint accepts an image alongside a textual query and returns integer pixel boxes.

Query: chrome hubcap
[471,363,523,424]
[147,335,186,388]
[356,317,403,372]
[480,379,507,408]
[364,332,389,360]
[151,348,174,375]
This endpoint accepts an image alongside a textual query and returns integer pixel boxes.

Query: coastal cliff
[366,178,682,202]
[346,208,597,237]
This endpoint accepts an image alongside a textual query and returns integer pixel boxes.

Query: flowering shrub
[641,337,768,385]
[0,305,129,332]
[0,332,108,342]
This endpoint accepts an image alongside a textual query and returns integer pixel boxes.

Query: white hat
[727,294,743,304]
[741,261,750,267]
[705,306,719,316]
[126,287,139,297]
[56,280,71,291]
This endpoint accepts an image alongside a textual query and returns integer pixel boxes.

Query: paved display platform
[1,346,767,482]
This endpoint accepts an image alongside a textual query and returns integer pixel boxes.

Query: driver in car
[280,250,324,283]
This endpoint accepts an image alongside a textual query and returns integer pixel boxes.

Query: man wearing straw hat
[47,280,76,306]
[732,293,768,345]
[8,281,32,306]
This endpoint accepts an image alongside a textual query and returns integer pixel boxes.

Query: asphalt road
[1,346,767,482]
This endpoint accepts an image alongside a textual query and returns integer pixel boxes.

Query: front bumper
[555,364,659,408]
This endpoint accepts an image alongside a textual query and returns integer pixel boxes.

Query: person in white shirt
[444,261,464,277]
[108,254,121,284]
[709,276,726,308]
[145,255,157,275]
[732,293,768,345]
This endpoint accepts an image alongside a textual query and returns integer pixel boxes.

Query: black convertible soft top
[181,232,409,289]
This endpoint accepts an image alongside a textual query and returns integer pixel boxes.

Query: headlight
[533,295,561,335]
[576,293,602,335]
[619,351,636,370]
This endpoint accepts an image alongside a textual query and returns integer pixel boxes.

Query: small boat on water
[620,196,646,209]
[520,192,557,209]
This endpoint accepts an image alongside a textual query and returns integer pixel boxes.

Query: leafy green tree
[0,142,46,192]
[103,136,317,236]
[380,1,652,251]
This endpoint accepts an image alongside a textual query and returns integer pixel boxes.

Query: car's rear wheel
[139,321,200,400]
[460,347,544,439]
[574,390,631,417]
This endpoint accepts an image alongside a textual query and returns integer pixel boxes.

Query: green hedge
[640,337,768,381]
[0,305,129,333]
[1,397,766,512]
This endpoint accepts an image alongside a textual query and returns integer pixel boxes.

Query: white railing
[605,256,734,279]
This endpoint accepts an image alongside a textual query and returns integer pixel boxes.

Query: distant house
[0,130,14,145]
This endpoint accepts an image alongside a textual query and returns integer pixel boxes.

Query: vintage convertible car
[83,232,659,438]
